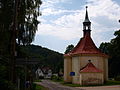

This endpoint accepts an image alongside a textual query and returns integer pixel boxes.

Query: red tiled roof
[80,61,102,73]
[64,32,108,57]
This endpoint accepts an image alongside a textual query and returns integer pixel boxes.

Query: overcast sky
[32,0,120,53]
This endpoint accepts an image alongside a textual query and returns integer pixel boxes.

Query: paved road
[35,80,120,90]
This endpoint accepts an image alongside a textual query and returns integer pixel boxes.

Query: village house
[64,6,108,85]
[35,68,44,79]
[35,66,52,79]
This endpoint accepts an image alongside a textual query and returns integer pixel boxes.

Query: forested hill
[17,44,64,73]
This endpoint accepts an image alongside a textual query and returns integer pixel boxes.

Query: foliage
[51,75,63,82]
[104,80,120,85]
[99,30,120,78]
[64,44,74,54]
[34,79,42,82]
[0,0,13,60]
[0,64,17,90]
[35,84,48,90]
[99,42,111,54]
[0,0,42,89]
[115,76,120,81]
[17,0,42,45]
[17,44,64,73]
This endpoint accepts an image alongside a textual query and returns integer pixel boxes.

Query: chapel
[64,6,108,85]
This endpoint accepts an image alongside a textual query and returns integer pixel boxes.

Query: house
[35,66,52,79]
[42,66,52,79]
[64,6,108,85]
[35,68,44,79]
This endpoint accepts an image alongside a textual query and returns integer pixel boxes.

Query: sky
[32,0,120,53]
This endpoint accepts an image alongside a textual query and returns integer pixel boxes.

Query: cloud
[37,23,81,40]
[41,0,71,9]
[41,0,78,16]
[87,0,120,20]
[37,0,120,46]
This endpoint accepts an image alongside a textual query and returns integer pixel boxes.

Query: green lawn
[104,80,120,85]
[62,80,120,87]
[62,82,81,87]
[33,79,48,90]
[34,79,42,82]
[35,84,48,90]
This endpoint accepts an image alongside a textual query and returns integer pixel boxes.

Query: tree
[99,30,120,78]
[17,0,42,45]
[0,0,13,56]
[99,42,111,54]
[0,0,14,84]
[0,0,42,88]
[65,44,74,54]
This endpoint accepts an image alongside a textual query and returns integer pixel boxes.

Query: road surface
[35,80,120,90]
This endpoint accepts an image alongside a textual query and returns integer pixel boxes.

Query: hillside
[17,44,64,73]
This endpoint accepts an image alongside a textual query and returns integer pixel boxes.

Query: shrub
[115,75,120,81]
[51,75,58,80]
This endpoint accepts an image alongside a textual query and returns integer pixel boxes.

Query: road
[35,80,120,90]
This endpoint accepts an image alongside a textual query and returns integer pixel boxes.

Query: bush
[51,75,58,80]
[32,83,36,90]
[115,75,120,81]
[0,80,17,90]
[51,75,63,82]
[39,76,44,79]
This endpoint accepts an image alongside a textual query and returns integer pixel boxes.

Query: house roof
[64,32,108,57]
[80,60,102,73]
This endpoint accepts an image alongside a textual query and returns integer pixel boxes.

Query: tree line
[99,29,120,78]
[18,45,64,73]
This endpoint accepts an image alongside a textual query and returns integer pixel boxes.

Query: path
[35,80,120,90]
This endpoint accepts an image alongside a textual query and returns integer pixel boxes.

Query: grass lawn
[52,79,120,87]
[34,79,48,90]
[104,80,120,85]
[34,79,42,82]
[35,84,48,90]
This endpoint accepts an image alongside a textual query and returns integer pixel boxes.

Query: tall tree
[65,44,74,54]
[17,0,42,45]
[0,0,15,89]
[99,42,110,54]
[99,30,120,78]
[0,0,13,56]
[0,0,42,88]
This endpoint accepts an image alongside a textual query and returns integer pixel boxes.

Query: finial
[84,6,90,23]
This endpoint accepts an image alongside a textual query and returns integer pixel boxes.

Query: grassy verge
[62,82,81,87]
[104,80,120,85]
[62,80,120,87]
[34,79,42,82]
[51,79,63,83]
[35,84,48,90]
[51,78,120,87]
